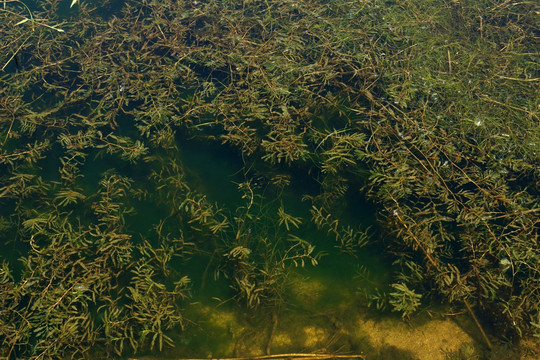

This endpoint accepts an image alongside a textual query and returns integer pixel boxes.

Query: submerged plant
[0,0,538,357]
[217,181,319,309]
[388,282,423,319]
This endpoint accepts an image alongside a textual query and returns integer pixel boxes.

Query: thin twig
[128,354,366,360]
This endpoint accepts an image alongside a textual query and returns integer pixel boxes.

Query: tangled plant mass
[0,0,538,358]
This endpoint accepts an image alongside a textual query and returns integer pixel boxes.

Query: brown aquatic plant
[0,0,538,357]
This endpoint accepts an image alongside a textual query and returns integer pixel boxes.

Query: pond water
[0,127,517,360]
[121,136,486,360]
[1,1,538,359]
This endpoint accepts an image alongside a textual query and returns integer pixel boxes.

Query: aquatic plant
[388,282,422,319]
[0,0,538,357]
[217,181,319,309]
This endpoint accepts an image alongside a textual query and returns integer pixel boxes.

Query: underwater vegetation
[0,0,538,358]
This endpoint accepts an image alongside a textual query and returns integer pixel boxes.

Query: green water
[2,1,537,358]
[0,129,479,359]
[128,136,392,357]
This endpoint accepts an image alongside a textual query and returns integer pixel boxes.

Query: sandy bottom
[163,274,538,360]
[353,316,475,360]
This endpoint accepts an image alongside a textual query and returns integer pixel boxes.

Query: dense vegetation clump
[0,0,538,358]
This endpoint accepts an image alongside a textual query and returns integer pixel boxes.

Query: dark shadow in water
[375,345,420,360]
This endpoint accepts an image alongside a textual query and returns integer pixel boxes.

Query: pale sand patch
[271,332,293,348]
[353,316,475,360]
[271,323,330,352]
[521,338,540,360]
[303,325,330,348]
